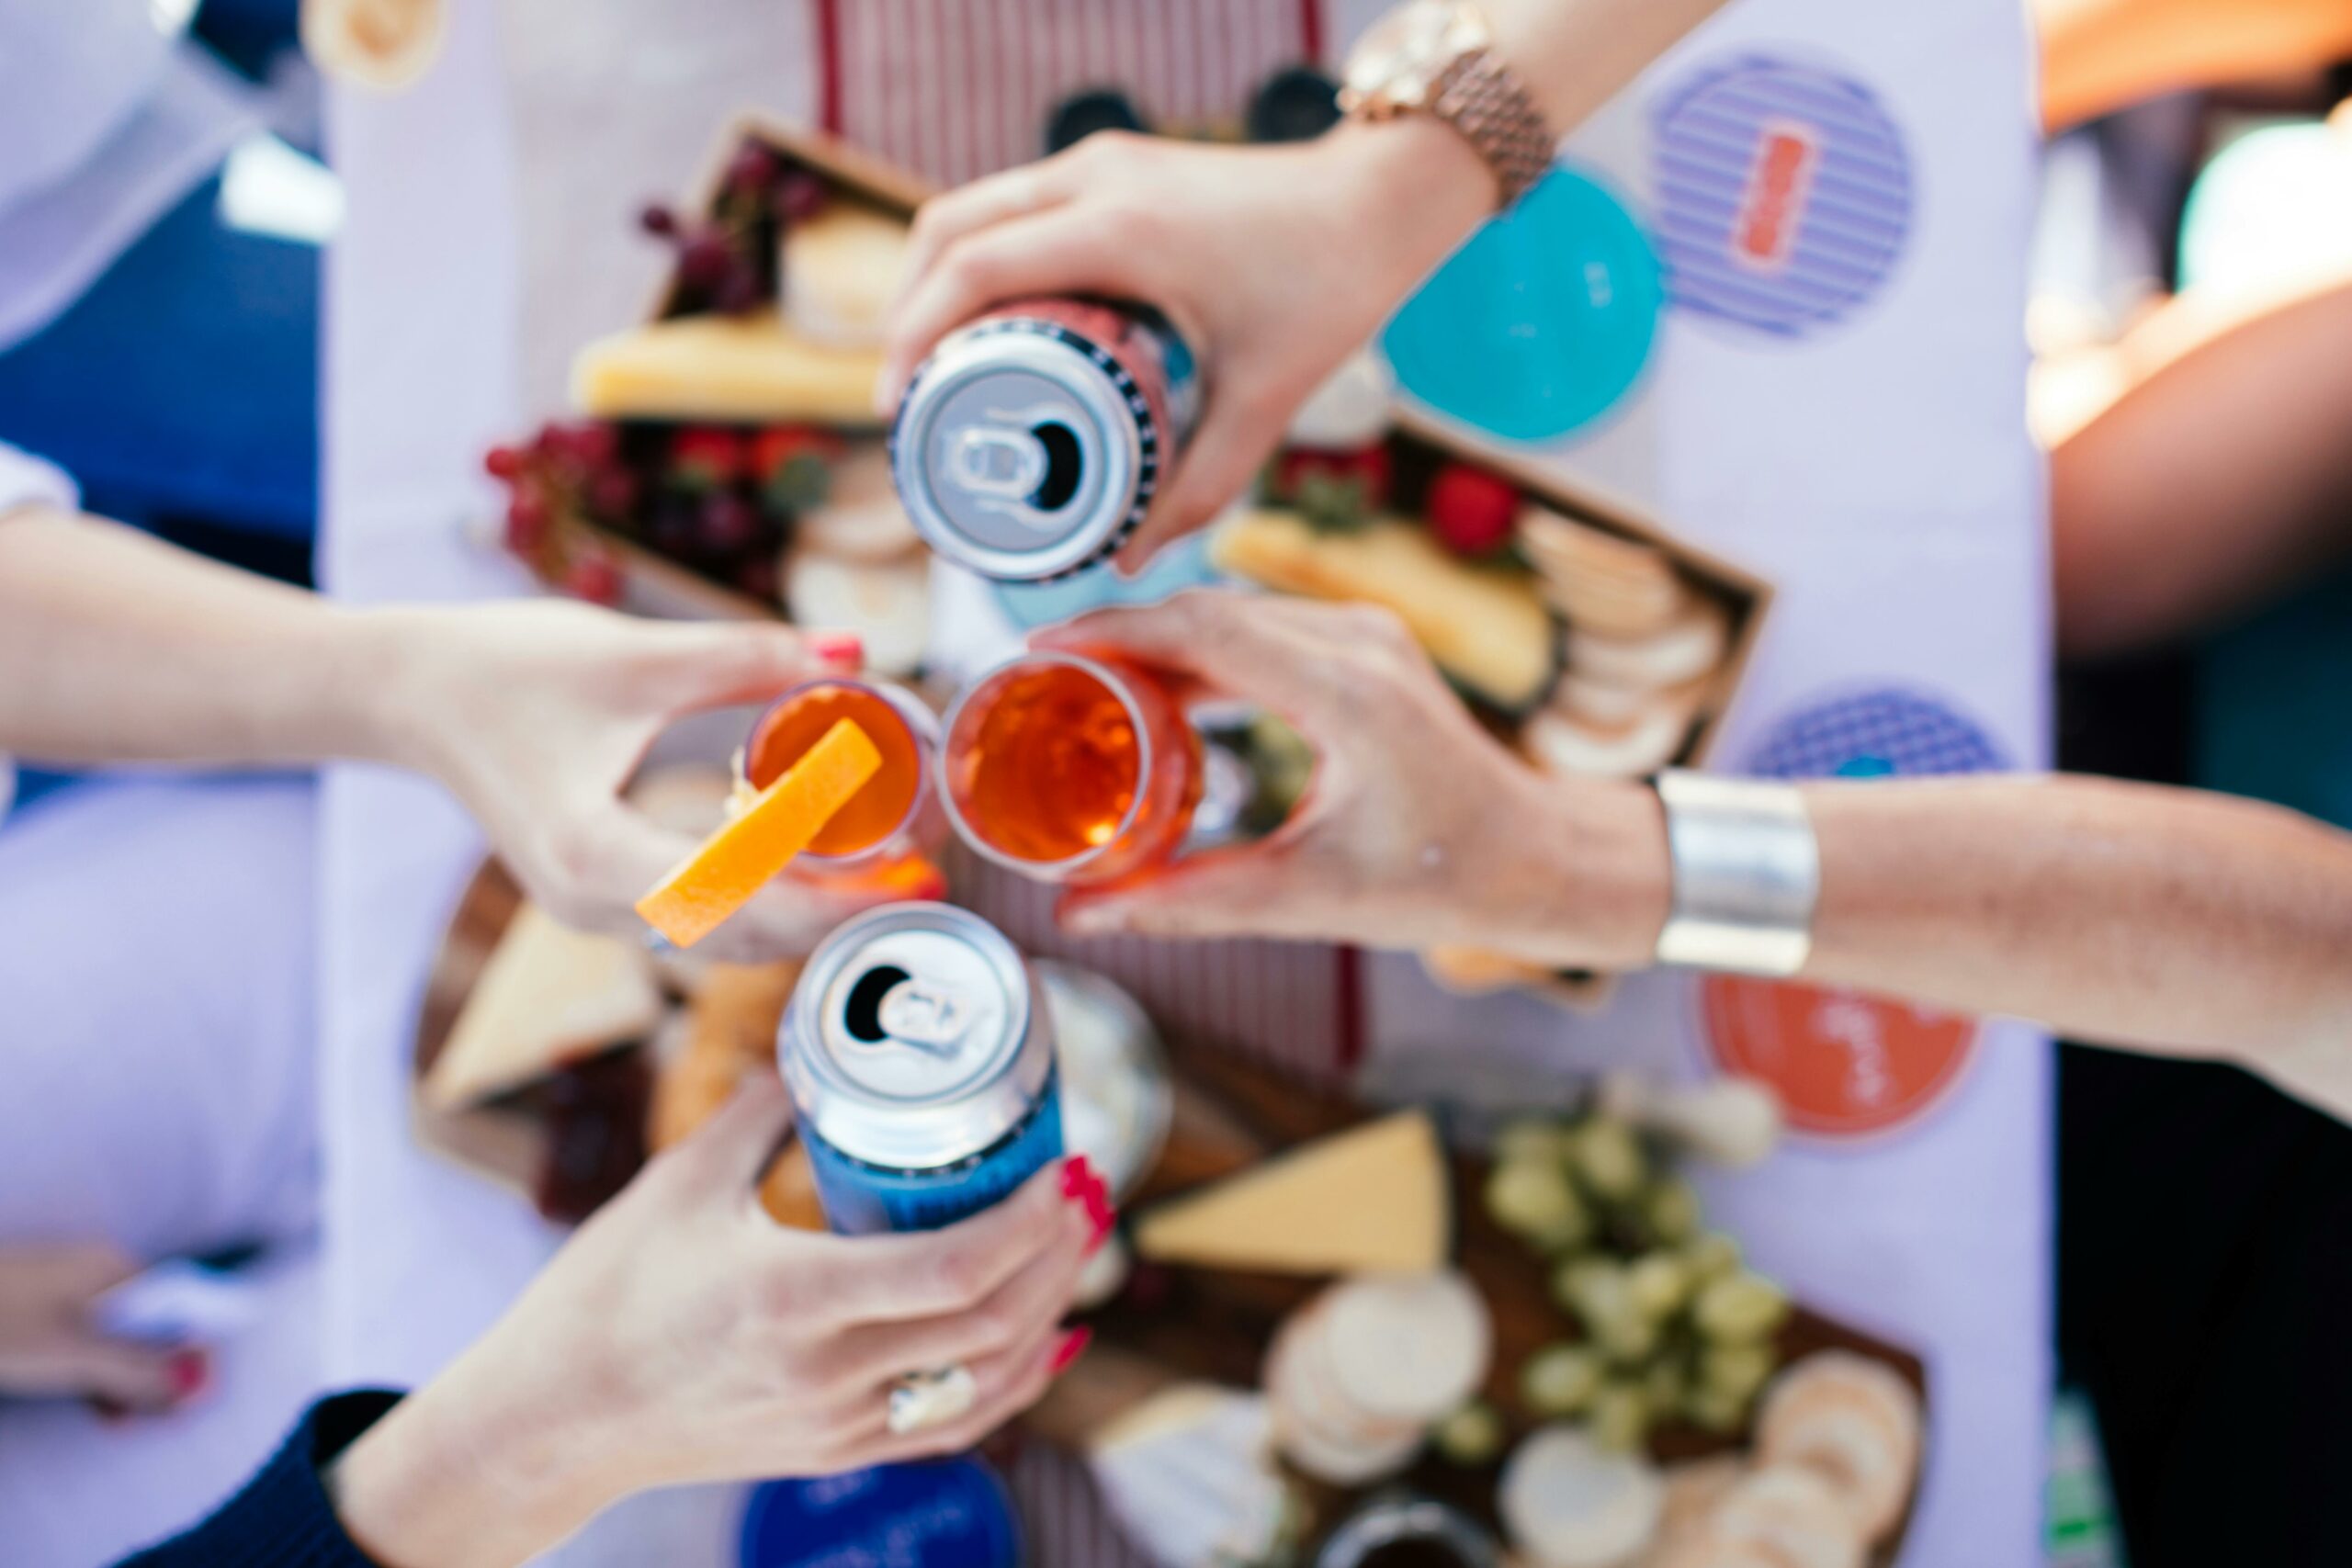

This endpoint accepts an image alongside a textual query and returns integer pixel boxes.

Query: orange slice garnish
[635,718,881,948]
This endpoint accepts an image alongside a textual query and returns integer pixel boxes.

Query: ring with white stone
[886,1364,978,1436]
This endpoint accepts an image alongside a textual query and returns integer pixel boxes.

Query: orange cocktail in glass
[939,651,1203,885]
[741,678,945,875]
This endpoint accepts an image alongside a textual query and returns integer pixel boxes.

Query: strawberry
[1269,444,1392,532]
[1425,461,1519,557]
[670,426,745,490]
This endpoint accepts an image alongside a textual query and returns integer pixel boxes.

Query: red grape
[726,142,780,197]
[776,169,828,223]
[712,266,763,314]
[732,555,781,604]
[589,468,639,520]
[483,444,526,480]
[564,550,625,606]
[504,490,549,551]
[697,492,759,552]
[678,230,733,288]
[637,203,678,237]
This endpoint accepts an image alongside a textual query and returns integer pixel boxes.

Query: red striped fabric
[815,0,1329,185]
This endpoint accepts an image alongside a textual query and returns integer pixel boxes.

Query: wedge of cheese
[572,312,887,425]
[1134,1110,1449,1275]
[425,902,664,1111]
[1210,508,1557,713]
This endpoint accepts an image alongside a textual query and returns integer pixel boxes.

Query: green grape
[1493,1116,1572,1168]
[1553,1257,1626,1323]
[1644,1178,1702,1246]
[1589,1380,1652,1453]
[1692,1270,1791,1344]
[1486,1159,1590,1249]
[1431,1400,1507,1465]
[1683,1383,1748,1435]
[1520,1343,1605,1417]
[1680,1231,1742,1282]
[1624,1251,1691,1320]
[1700,1342,1778,1403]
[1596,1307,1660,1366]
[1566,1116,1647,1201]
[1643,1355,1689,1415]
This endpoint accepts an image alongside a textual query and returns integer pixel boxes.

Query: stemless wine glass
[938,650,1204,886]
[739,677,946,883]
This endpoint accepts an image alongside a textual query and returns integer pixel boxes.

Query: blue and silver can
[779,902,1063,1235]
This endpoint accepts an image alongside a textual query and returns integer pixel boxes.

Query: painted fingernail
[808,630,864,670]
[1059,1155,1095,1201]
[167,1348,209,1400]
[1049,1326,1093,1376]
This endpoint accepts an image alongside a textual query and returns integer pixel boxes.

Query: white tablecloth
[322,3,2047,1563]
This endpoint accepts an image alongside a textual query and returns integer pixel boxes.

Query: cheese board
[413,859,1925,1567]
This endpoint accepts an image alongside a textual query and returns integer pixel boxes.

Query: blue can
[739,1457,1022,1568]
[779,903,1064,1235]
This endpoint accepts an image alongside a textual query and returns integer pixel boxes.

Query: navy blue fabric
[0,173,318,541]
[117,1390,404,1567]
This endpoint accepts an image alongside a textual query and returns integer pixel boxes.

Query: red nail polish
[1049,1326,1093,1376]
[1060,1155,1095,1200]
[808,631,864,670]
[167,1348,209,1400]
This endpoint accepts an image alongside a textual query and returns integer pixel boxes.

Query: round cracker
[1323,1269,1493,1422]
[1523,705,1690,780]
[1766,1406,1910,1543]
[781,203,911,350]
[1564,601,1730,694]
[1708,1465,1867,1568]
[1498,1425,1666,1568]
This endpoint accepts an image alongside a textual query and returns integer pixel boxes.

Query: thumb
[671,1071,797,1195]
[1057,837,1305,942]
[1114,392,1284,577]
[627,620,865,713]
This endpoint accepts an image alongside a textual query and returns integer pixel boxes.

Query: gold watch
[1339,0,1556,208]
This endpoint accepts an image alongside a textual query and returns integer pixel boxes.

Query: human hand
[370,600,927,959]
[879,121,1495,572]
[334,1073,1106,1568]
[1042,590,1668,969]
[0,1243,207,1414]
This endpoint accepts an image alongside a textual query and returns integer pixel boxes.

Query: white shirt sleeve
[0,439,78,517]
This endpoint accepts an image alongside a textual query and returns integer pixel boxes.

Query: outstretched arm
[0,502,882,956]
[1050,592,2352,1117]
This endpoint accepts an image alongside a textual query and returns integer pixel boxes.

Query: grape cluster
[1476,1110,1791,1455]
[639,138,829,317]
[486,420,847,607]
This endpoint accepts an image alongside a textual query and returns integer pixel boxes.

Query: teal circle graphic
[1381,164,1662,443]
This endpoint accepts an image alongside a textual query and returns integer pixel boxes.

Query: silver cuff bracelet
[1653,769,1819,977]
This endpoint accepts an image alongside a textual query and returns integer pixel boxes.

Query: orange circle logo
[1701,976,1977,1137]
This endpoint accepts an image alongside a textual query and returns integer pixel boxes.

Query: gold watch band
[1428,47,1555,207]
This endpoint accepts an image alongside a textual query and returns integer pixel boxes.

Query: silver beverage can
[889,297,1202,581]
[779,902,1063,1235]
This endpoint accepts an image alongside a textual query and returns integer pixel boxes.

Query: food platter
[413,858,1926,1567]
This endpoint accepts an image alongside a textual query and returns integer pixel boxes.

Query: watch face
[1345,0,1487,105]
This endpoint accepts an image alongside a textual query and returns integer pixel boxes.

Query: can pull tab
[876,978,972,1057]
[949,423,1049,501]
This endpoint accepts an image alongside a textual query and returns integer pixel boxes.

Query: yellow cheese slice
[424,902,664,1111]
[636,717,882,949]
[1210,509,1557,712]
[1134,1110,1450,1275]
[571,311,887,425]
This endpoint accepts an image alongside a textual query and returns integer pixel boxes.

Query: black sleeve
[117,1390,408,1567]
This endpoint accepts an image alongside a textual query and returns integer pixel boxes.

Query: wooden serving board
[1037,1040,1928,1564]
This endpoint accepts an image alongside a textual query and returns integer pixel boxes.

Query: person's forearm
[1484,0,1733,138]
[329,1350,619,1568]
[2039,0,2352,131]
[0,508,418,769]
[1520,774,2352,1108]
[1801,776,2352,1069]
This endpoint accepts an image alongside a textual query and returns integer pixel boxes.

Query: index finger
[807,1155,1092,1325]
[1031,590,1335,721]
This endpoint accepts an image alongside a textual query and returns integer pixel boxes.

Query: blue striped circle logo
[1651,55,1914,339]
[1747,687,2008,782]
